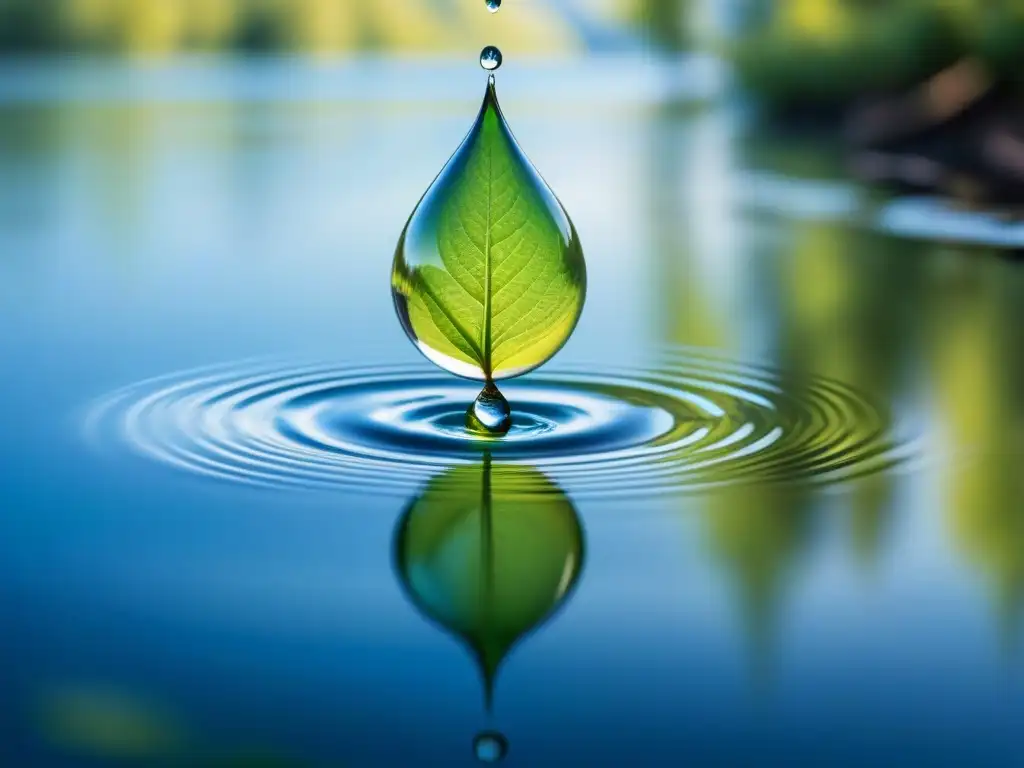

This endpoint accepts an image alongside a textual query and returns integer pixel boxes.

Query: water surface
[1,59,1022,766]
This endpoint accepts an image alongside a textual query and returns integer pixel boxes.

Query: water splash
[85,348,921,499]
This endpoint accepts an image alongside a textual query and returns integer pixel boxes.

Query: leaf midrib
[481,132,493,379]
[416,97,576,375]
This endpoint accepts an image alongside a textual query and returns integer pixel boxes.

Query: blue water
[1,59,1022,767]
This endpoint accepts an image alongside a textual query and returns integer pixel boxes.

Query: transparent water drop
[466,382,511,435]
[391,75,586,388]
[479,45,503,71]
[473,731,509,763]
[485,0,501,12]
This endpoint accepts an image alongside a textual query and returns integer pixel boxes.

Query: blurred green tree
[632,0,690,51]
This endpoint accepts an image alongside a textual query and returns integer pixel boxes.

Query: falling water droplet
[485,0,501,12]
[473,731,509,763]
[466,382,511,435]
[479,45,503,71]
[391,73,586,395]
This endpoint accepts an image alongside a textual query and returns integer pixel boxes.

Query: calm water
[1,59,1022,767]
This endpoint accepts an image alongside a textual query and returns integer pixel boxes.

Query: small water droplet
[467,383,511,435]
[473,731,508,763]
[480,45,503,71]
[485,0,501,11]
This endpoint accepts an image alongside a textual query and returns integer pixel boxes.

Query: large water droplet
[473,731,509,763]
[479,45,503,71]
[391,76,586,385]
[466,382,511,435]
[485,0,501,12]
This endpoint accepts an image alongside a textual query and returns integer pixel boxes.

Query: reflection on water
[699,482,814,683]
[2,61,1023,765]
[394,457,584,759]
[930,251,1024,651]
[472,731,510,764]
[37,684,183,761]
[86,350,909,497]
[649,101,1024,684]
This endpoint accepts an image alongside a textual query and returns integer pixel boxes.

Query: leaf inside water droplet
[392,76,586,382]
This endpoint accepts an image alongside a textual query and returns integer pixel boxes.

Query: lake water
[1,59,1022,767]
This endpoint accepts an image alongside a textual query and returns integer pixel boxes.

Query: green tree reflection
[647,105,932,676]
[778,221,925,567]
[929,250,1024,651]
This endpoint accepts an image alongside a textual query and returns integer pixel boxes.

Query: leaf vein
[418,274,483,361]
[491,238,540,308]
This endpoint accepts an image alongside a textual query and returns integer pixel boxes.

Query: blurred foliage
[650,109,1023,667]
[702,483,814,680]
[0,0,682,55]
[733,0,1024,110]
[38,684,184,760]
[625,0,691,51]
[734,1,963,111]
[930,252,1024,652]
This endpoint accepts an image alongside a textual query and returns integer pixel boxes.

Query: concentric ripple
[85,349,917,498]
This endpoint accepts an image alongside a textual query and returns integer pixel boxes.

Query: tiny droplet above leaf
[479,45,503,71]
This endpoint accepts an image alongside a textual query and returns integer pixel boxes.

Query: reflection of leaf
[38,684,182,760]
[404,81,584,378]
[394,460,583,705]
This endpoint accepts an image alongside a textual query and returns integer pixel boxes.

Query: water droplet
[473,731,509,763]
[479,45,503,71]
[485,0,501,12]
[466,382,511,435]
[391,75,586,388]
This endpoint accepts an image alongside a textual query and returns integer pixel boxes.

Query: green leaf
[394,459,583,705]
[398,80,585,379]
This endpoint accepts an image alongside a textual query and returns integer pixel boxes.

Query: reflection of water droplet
[485,0,501,12]
[480,45,503,71]
[394,461,584,709]
[467,382,511,435]
[392,75,586,387]
[473,731,509,763]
